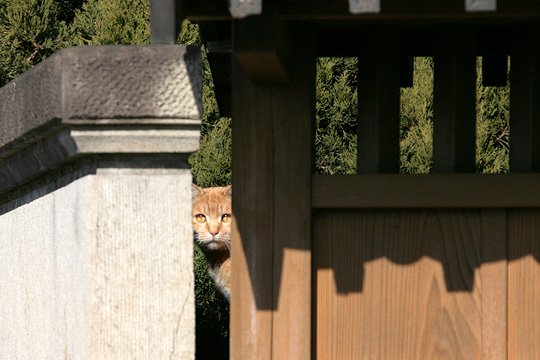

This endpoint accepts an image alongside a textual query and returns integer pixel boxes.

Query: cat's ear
[223,185,232,197]
[192,184,203,199]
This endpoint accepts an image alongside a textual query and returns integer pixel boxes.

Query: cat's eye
[195,214,206,223]
[221,214,231,223]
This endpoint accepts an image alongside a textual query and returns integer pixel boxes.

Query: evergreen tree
[316,57,358,174]
[0,0,68,86]
[69,0,150,45]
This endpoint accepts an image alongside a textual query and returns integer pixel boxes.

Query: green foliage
[315,57,358,174]
[194,247,229,359]
[179,20,231,358]
[56,0,84,23]
[189,117,232,187]
[179,21,229,186]
[399,57,510,174]
[400,57,434,174]
[69,0,150,45]
[476,58,510,173]
[0,0,68,86]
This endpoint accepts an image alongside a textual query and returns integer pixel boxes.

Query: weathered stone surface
[0,165,195,359]
[0,46,201,151]
[0,45,199,359]
[61,46,201,121]
[0,45,201,195]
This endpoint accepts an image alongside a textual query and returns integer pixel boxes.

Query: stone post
[0,46,200,359]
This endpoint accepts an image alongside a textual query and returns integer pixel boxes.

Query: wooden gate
[227,20,540,359]
[144,0,540,357]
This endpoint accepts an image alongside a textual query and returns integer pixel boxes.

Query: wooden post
[482,56,508,87]
[230,57,274,360]
[433,27,477,173]
[231,26,314,360]
[510,27,540,172]
[357,27,401,174]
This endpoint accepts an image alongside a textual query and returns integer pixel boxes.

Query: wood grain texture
[231,27,314,360]
[271,30,314,360]
[312,174,540,208]
[231,57,274,360]
[314,209,505,359]
[508,210,540,359]
[480,210,507,360]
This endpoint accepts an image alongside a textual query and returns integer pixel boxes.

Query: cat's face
[192,185,232,252]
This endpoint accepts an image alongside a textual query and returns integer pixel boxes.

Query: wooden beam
[233,8,289,84]
[231,28,314,360]
[510,27,540,172]
[271,29,314,360]
[231,58,274,360]
[186,0,540,20]
[433,27,477,173]
[401,56,414,88]
[357,27,401,174]
[312,174,540,208]
[199,22,232,117]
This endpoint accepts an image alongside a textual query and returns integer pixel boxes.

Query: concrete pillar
[0,46,200,359]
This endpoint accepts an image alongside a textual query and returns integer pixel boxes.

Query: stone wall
[0,46,200,359]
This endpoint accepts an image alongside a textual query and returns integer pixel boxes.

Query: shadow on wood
[314,208,540,292]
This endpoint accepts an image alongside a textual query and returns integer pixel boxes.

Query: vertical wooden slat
[508,210,540,359]
[357,27,401,174]
[482,56,508,87]
[231,55,274,360]
[231,26,313,360]
[401,56,414,88]
[271,30,314,360]
[510,27,540,172]
[480,210,507,360]
[433,27,477,173]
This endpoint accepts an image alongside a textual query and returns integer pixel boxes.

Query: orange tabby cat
[192,184,232,301]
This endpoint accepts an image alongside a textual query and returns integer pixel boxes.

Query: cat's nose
[210,231,219,237]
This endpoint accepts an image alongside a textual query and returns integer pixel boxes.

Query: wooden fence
[228,21,540,360]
